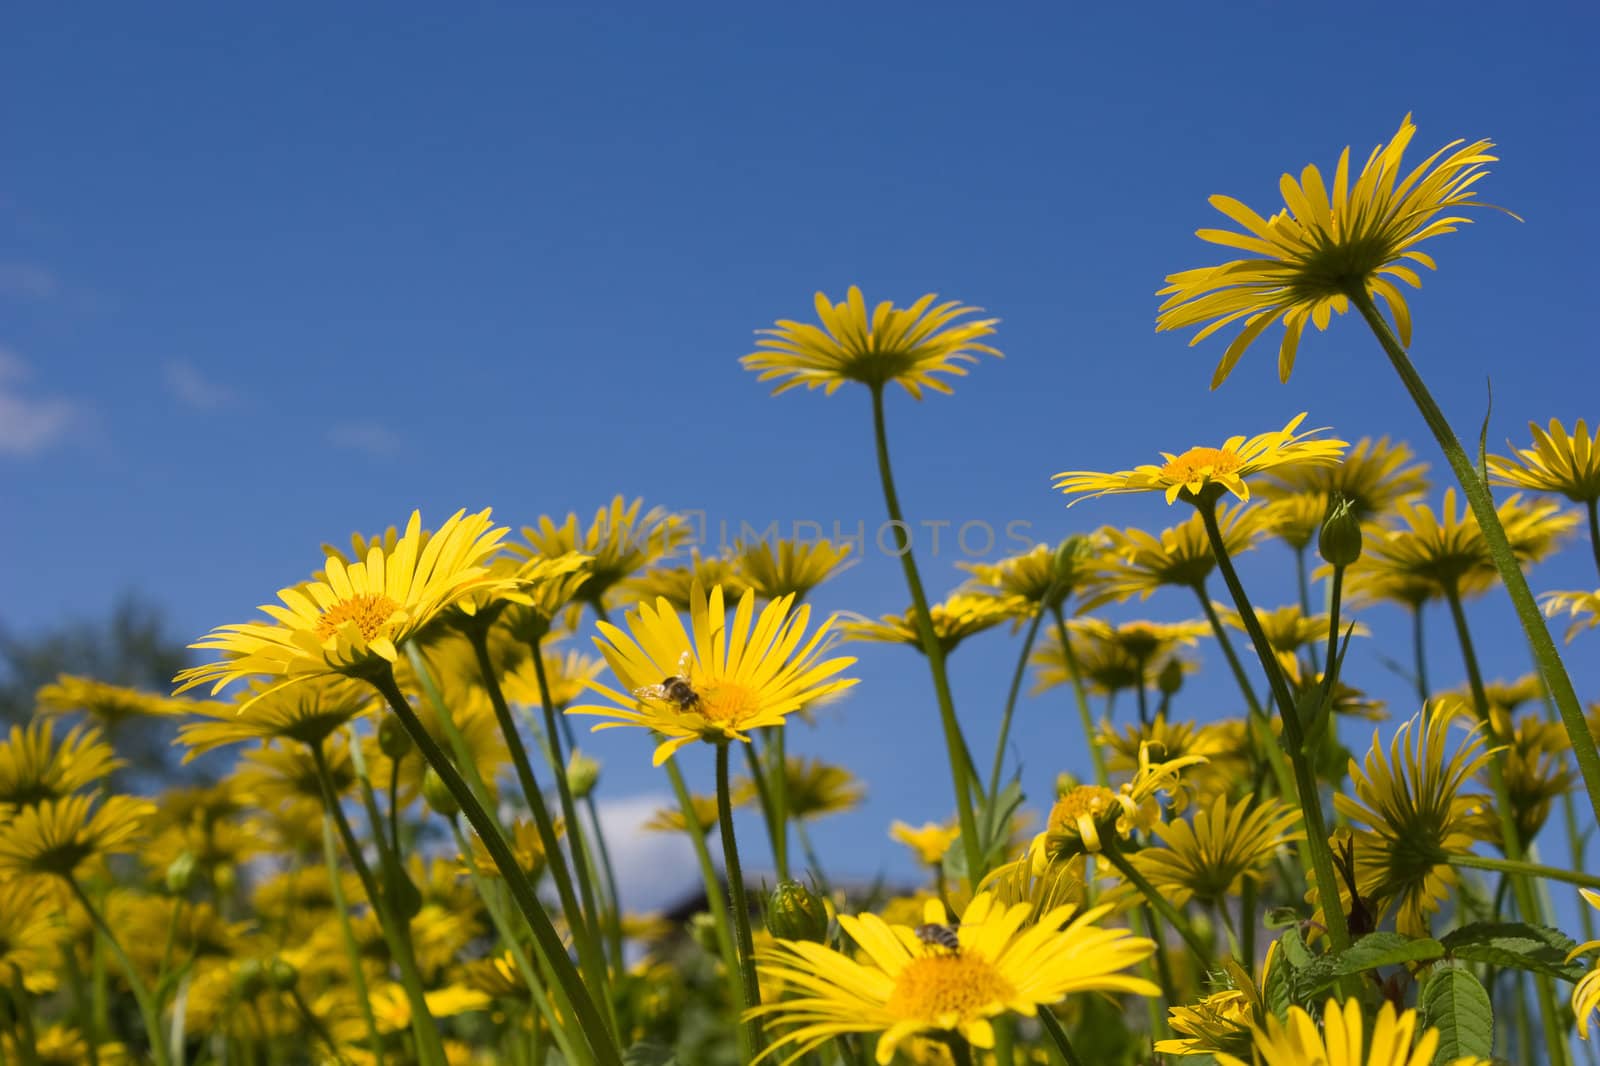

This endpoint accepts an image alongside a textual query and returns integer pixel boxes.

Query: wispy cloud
[163,360,234,411]
[0,261,60,301]
[328,421,402,458]
[593,793,700,913]
[0,346,79,456]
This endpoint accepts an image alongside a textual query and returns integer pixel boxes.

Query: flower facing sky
[1132,795,1303,907]
[1156,114,1508,388]
[1572,890,1600,1040]
[1216,997,1490,1066]
[748,892,1156,1065]
[570,583,856,764]
[889,820,961,867]
[743,287,1000,398]
[1489,419,1600,503]
[177,509,511,702]
[1055,413,1346,506]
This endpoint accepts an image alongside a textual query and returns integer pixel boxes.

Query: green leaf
[1441,921,1587,982]
[1264,907,1302,930]
[1419,965,1493,1063]
[1277,926,1314,970]
[1291,933,1444,1000]
[1263,941,1294,1020]
[622,1042,678,1066]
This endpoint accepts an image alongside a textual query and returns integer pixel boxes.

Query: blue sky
[4,2,1599,906]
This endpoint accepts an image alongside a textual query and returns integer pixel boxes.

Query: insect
[913,923,962,953]
[633,651,701,711]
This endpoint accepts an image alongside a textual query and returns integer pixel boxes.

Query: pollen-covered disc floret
[570,583,857,765]
[748,892,1157,1065]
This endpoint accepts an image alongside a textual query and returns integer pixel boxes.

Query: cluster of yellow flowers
[5,115,1600,1066]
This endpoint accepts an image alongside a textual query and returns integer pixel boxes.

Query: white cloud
[328,421,402,458]
[593,792,701,913]
[163,360,234,410]
[0,346,78,456]
[0,261,59,301]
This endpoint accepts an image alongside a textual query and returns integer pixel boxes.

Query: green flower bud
[267,958,299,991]
[567,750,601,799]
[165,851,198,895]
[764,880,830,943]
[421,769,459,817]
[687,912,721,957]
[1157,657,1185,697]
[213,862,237,896]
[1318,495,1363,569]
[233,958,266,998]
[378,717,412,759]
[1054,771,1079,798]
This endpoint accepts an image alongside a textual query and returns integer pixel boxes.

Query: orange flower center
[315,594,401,642]
[1048,786,1119,834]
[884,952,1014,1022]
[1160,446,1243,485]
[699,681,760,726]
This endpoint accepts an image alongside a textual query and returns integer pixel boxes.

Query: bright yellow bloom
[643,794,722,836]
[1031,743,1205,862]
[1217,997,1488,1066]
[34,674,191,724]
[840,593,1027,656]
[890,820,961,867]
[1490,418,1600,502]
[736,537,856,601]
[177,508,512,701]
[1464,712,1575,850]
[1543,588,1600,642]
[515,496,689,612]
[0,719,122,809]
[1098,715,1246,791]
[1154,949,1276,1058]
[460,817,561,881]
[748,892,1156,1065]
[959,537,1100,613]
[1082,506,1263,607]
[0,877,66,992]
[617,549,749,614]
[1157,115,1507,388]
[501,643,606,710]
[175,675,374,759]
[231,738,355,807]
[1261,436,1430,519]
[1216,602,1368,670]
[0,793,153,880]
[1571,890,1600,1039]
[1031,619,1208,697]
[1332,707,1493,937]
[738,756,865,821]
[1055,413,1346,506]
[1131,795,1302,907]
[572,584,857,765]
[743,286,1001,399]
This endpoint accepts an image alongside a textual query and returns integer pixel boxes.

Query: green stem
[1100,842,1211,965]
[1036,1007,1086,1066]
[1241,878,1258,975]
[768,727,792,881]
[8,975,39,1066]
[869,383,984,887]
[1349,286,1600,825]
[369,666,624,1066]
[989,605,1047,800]
[1049,604,1107,788]
[663,756,746,1055]
[469,631,613,1020]
[313,744,446,1066]
[66,876,173,1066]
[287,987,342,1061]
[60,944,101,1066]
[1196,495,1351,953]
[947,1035,975,1066]
[1412,605,1431,705]
[319,810,384,1061]
[741,739,782,873]
[1295,545,1323,674]
[1588,498,1600,581]
[387,755,403,858]
[717,743,765,1056]
[1453,852,1600,891]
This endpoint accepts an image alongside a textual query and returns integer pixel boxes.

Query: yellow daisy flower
[230,737,356,806]
[0,719,122,808]
[572,583,856,765]
[0,877,66,992]
[1098,715,1244,784]
[738,756,864,821]
[1157,114,1507,388]
[177,508,512,701]
[1030,743,1205,863]
[1154,948,1276,1058]
[0,792,153,880]
[1571,889,1600,1039]
[34,674,190,724]
[889,820,961,867]
[743,286,1001,399]
[515,496,689,612]
[1216,997,1489,1066]
[1055,412,1346,506]
[1082,506,1263,607]
[460,817,561,881]
[616,549,749,614]
[1216,602,1368,669]
[958,537,1101,613]
[643,794,722,836]
[735,537,855,602]
[1261,436,1430,520]
[175,675,374,759]
[1031,619,1208,698]
[1543,588,1600,642]
[1332,706,1493,937]
[747,892,1157,1065]
[501,642,605,710]
[1464,712,1575,851]
[1130,795,1303,908]
[840,593,1027,656]
[1490,418,1600,503]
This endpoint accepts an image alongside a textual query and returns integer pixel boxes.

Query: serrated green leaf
[1263,943,1293,1020]
[1441,921,1586,982]
[1291,933,1444,1000]
[622,1041,678,1066]
[1278,926,1313,970]
[1420,965,1493,1064]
